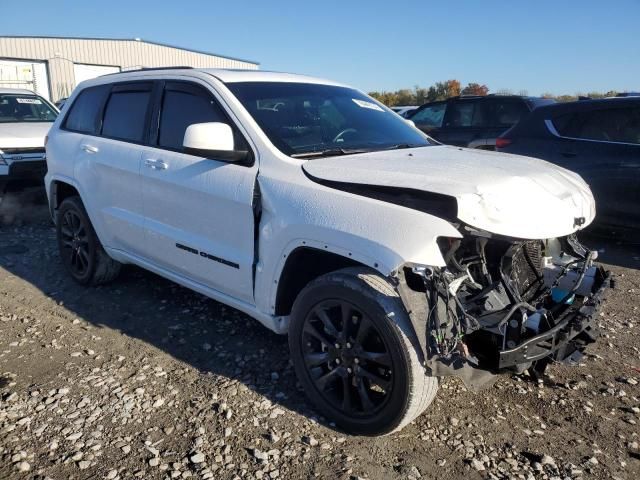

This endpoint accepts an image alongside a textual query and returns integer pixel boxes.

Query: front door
[410,101,447,141]
[140,80,258,303]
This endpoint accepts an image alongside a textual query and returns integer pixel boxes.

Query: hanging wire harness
[404,233,611,386]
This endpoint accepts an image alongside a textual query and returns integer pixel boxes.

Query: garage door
[0,59,51,100]
[73,63,120,86]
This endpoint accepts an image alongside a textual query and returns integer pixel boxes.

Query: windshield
[227,82,430,157]
[0,94,58,123]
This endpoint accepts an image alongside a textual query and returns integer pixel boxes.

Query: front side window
[553,107,640,144]
[0,94,57,123]
[64,85,110,134]
[227,82,430,157]
[158,85,228,150]
[410,103,446,128]
[101,88,152,142]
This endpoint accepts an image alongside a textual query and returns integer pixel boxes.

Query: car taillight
[495,137,511,149]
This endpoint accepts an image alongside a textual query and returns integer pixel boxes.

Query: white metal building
[0,36,259,102]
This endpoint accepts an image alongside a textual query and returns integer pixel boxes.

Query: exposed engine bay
[396,228,611,388]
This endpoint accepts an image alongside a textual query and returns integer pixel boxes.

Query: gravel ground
[1,189,639,480]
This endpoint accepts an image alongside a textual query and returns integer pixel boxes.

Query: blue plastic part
[551,288,575,304]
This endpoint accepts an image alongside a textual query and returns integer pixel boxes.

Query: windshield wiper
[382,143,423,150]
[290,148,371,159]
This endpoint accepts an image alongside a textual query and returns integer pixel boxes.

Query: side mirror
[183,122,248,162]
[404,119,416,128]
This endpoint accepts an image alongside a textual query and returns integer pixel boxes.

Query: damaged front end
[395,229,612,389]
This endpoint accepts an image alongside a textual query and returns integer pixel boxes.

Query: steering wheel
[332,128,358,143]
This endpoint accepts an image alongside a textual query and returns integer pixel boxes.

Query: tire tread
[350,269,438,434]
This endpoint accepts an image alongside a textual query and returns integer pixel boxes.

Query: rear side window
[493,100,528,127]
[158,85,228,150]
[553,107,640,144]
[410,103,446,128]
[64,85,110,134]
[444,100,487,127]
[102,86,152,142]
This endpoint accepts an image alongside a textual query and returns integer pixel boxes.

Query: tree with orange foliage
[461,83,489,96]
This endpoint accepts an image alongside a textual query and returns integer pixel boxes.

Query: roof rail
[137,66,194,71]
[103,66,195,76]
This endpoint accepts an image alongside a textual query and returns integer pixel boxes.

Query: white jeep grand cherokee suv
[45,68,610,435]
[0,88,58,200]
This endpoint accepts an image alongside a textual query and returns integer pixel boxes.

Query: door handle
[144,159,168,170]
[81,144,99,154]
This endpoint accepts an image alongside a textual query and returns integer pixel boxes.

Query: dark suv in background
[497,97,640,230]
[408,95,555,149]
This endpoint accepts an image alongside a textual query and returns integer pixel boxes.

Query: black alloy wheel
[56,196,121,285]
[301,299,394,416]
[59,209,91,278]
[290,268,439,436]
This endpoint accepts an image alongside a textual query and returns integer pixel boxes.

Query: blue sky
[2,0,639,95]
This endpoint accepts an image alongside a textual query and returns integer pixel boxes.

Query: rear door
[68,82,152,255]
[439,98,489,147]
[139,80,258,303]
[548,105,640,227]
[485,98,529,149]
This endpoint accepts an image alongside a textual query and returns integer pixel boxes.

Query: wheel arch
[47,177,111,256]
[274,246,363,317]
[48,177,82,222]
[272,247,429,367]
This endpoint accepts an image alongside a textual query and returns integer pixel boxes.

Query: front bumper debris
[498,267,611,369]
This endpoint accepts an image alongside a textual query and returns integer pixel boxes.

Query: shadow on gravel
[0,187,327,429]
[579,224,640,271]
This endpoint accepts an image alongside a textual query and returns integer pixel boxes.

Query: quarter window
[553,107,640,144]
[64,85,110,134]
[158,87,228,150]
[101,88,152,142]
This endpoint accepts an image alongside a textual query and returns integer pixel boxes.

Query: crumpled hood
[302,145,596,239]
[0,122,52,149]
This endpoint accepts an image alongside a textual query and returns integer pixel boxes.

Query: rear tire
[289,267,438,435]
[56,196,121,285]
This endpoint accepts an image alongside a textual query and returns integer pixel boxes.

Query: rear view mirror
[183,122,248,162]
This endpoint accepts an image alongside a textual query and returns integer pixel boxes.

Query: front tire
[289,267,438,435]
[56,196,121,285]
